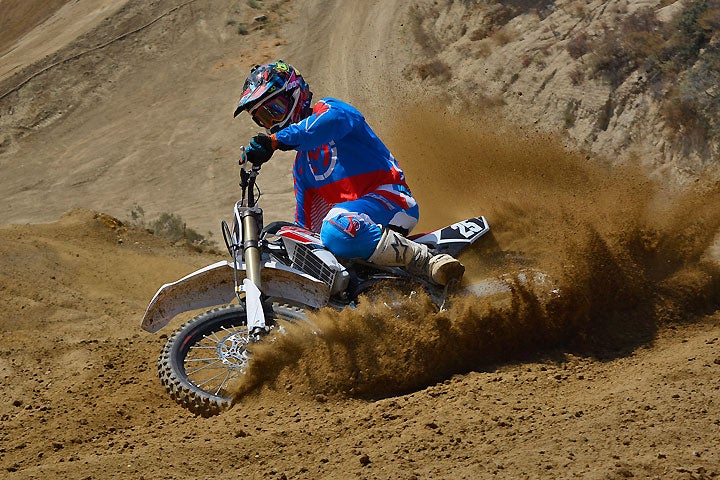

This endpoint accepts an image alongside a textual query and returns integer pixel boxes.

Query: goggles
[251,94,291,129]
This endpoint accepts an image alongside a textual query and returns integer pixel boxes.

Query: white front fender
[141,259,330,333]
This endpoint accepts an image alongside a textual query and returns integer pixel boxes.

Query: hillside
[2,0,717,235]
[403,0,720,182]
[1,0,720,478]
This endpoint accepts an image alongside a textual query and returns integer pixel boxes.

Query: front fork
[241,208,262,289]
[233,205,266,337]
[233,149,268,339]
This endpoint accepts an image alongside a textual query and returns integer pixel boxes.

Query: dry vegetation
[582,0,720,152]
[127,205,216,247]
[407,0,719,166]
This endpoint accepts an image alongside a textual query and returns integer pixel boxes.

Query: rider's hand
[245,133,274,166]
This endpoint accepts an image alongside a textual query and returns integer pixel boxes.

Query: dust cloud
[231,106,720,404]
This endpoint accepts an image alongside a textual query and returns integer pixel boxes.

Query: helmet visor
[251,95,290,129]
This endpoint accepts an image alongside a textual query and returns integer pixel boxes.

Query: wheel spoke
[221,325,247,338]
[185,358,223,376]
[195,368,238,391]
[184,356,219,362]
[204,330,223,343]
[211,370,237,396]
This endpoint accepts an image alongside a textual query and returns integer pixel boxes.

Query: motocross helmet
[233,60,313,133]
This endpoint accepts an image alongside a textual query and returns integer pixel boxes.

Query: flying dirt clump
[228,106,720,404]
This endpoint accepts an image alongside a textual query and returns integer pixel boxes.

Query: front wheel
[157,302,306,417]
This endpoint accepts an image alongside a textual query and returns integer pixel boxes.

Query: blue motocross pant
[319,185,419,259]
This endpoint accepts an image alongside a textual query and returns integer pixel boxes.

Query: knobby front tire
[157,302,306,417]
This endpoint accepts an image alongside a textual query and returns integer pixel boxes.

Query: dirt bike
[141,153,505,417]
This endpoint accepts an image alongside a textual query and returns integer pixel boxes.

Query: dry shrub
[491,27,515,46]
[655,1,720,156]
[566,0,588,18]
[472,39,493,59]
[652,0,716,76]
[589,32,631,87]
[127,205,215,246]
[589,7,667,87]
[566,32,590,60]
[469,26,490,42]
[620,7,665,59]
[699,6,720,30]
[661,42,720,156]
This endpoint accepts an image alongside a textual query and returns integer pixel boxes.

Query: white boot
[368,228,465,286]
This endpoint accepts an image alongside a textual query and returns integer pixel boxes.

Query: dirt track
[1,211,719,479]
[2,1,720,479]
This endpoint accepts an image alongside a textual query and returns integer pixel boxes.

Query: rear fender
[141,260,330,333]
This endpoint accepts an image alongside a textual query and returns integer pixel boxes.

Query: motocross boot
[368,228,465,286]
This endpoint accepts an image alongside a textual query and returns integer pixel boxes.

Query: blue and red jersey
[274,98,411,231]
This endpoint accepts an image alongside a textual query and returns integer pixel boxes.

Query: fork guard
[141,260,330,333]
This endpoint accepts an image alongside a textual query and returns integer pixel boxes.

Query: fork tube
[242,211,262,289]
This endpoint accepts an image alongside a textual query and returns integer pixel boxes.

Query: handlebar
[239,146,262,207]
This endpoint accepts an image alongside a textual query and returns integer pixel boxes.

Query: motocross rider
[233,60,464,286]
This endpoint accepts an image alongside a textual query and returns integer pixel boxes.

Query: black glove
[245,133,274,165]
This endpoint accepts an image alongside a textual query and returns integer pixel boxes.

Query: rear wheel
[157,302,306,417]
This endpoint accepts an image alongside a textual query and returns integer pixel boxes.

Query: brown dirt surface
[2,1,720,479]
[0,0,128,80]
